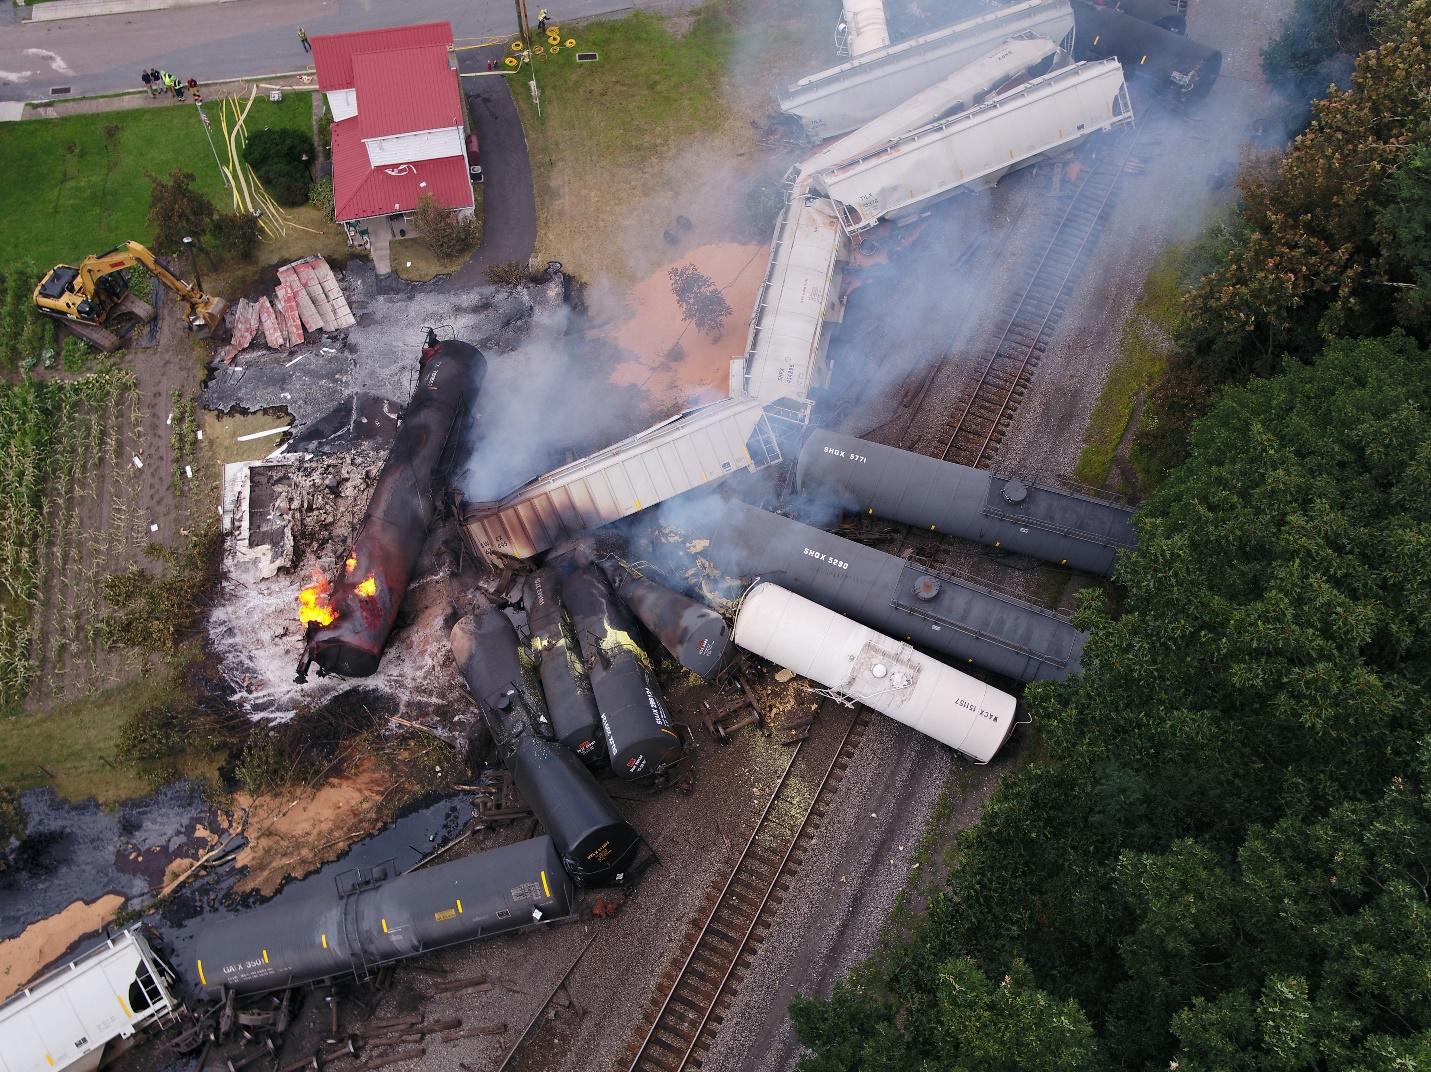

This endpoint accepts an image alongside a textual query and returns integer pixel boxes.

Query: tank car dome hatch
[1001,478,1029,504]
[913,577,942,601]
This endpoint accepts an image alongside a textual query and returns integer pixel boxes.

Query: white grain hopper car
[0,928,179,1072]
[838,0,891,58]
[733,582,1020,763]
[737,194,852,406]
[780,0,1076,140]
[798,33,1063,177]
[811,58,1133,235]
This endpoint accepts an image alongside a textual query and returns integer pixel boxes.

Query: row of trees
[790,3,1431,1069]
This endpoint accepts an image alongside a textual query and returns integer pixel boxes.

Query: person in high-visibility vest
[537,8,549,32]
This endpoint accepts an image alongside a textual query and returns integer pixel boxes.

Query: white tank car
[733,582,1019,763]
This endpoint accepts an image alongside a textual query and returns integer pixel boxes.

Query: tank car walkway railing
[937,114,1150,469]
[625,707,871,1072]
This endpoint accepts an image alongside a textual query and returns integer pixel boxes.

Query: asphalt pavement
[0,0,641,103]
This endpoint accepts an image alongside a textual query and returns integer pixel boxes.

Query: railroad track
[934,121,1147,467]
[624,707,872,1072]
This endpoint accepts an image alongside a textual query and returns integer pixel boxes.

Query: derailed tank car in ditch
[192,837,572,997]
[600,560,734,681]
[734,583,1020,762]
[450,609,647,886]
[297,339,486,679]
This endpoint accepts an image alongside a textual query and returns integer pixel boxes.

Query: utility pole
[513,0,541,117]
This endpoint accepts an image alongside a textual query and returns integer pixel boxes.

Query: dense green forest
[790,3,1431,1069]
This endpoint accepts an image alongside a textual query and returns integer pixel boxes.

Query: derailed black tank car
[709,502,1086,684]
[523,566,606,766]
[600,560,734,681]
[297,339,486,679]
[563,566,684,781]
[1086,0,1187,34]
[450,610,646,886]
[192,836,571,997]
[1073,0,1221,99]
[797,430,1136,576]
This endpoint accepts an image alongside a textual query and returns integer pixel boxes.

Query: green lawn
[0,92,313,269]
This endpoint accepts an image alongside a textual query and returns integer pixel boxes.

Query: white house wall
[812,60,1132,234]
[780,0,1075,140]
[364,127,465,167]
[327,88,358,123]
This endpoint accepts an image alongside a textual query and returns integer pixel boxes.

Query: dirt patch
[599,242,769,406]
[227,759,411,897]
[0,893,127,1002]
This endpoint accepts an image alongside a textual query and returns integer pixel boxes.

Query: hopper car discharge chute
[562,565,686,781]
[797,430,1137,575]
[191,837,573,997]
[733,583,1020,763]
[1072,0,1221,99]
[524,566,608,768]
[450,610,650,887]
[600,560,735,681]
[296,339,486,680]
[709,501,1087,684]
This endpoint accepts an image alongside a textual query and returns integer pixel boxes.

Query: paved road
[0,0,637,102]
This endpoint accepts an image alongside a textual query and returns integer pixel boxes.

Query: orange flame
[345,554,357,574]
[355,575,378,599]
[298,571,337,627]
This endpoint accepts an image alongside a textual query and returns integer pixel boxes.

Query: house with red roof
[311,22,478,269]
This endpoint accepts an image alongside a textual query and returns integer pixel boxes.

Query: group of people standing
[140,69,202,101]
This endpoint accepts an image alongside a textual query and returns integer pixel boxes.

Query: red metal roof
[353,45,464,139]
[311,22,454,91]
[331,118,474,223]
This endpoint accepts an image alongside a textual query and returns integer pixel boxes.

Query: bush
[116,701,191,788]
[414,192,479,259]
[60,335,91,373]
[485,261,529,287]
[145,169,216,256]
[209,212,262,259]
[742,178,786,241]
[96,524,221,653]
[244,128,314,207]
[309,177,335,222]
[668,262,732,340]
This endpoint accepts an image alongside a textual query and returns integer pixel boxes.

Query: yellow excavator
[32,240,228,352]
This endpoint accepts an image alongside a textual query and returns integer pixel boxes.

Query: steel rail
[626,707,870,1072]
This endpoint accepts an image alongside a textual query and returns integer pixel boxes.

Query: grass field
[513,0,829,280]
[0,92,314,270]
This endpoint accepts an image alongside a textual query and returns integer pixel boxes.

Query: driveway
[446,45,537,287]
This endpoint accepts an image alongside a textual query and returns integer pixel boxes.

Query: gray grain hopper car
[709,502,1085,683]
[192,838,573,997]
[797,430,1136,575]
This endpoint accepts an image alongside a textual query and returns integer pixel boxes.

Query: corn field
[0,368,147,707]
[0,264,58,375]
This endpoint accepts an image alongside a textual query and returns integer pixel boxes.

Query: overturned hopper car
[450,609,647,886]
[709,501,1086,683]
[734,583,1020,763]
[1072,0,1220,98]
[297,339,486,680]
[797,430,1136,575]
[192,837,573,997]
